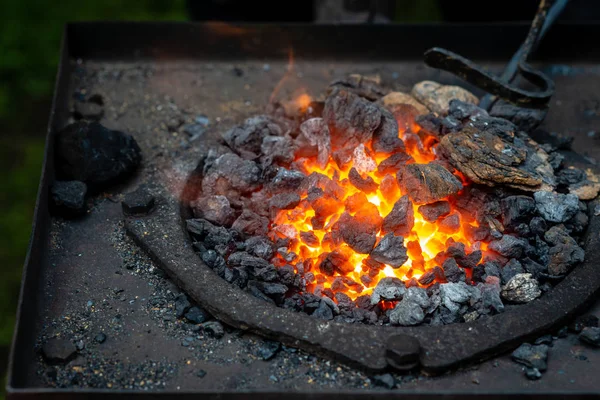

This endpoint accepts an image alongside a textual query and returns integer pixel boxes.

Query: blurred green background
[0,1,187,397]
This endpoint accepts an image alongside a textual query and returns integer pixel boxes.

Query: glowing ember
[269,99,487,300]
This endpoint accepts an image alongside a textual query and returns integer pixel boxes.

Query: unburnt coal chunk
[222,115,288,160]
[202,153,261,196]
[50,180,87,217]
[501,273,541,303]
[232,209,269,236]
[348,167,378,194]
[418,201,450,223]
[370,277,406,304]
[579,327,600,347]
[511,343,548,371]
[370,233,408,268]
[501,195,535,230]
[42,338,78,364]
[191,195,235,227]
[544,225,585,275]
[489,235,527,259]
[244,236,274,260]
[269,167,305,192]
[55,121,141,188]
[399,163,463,204]
[534,191,579,223]
[323,89,382,150]
[382,195,414,236]
[501,259,525,284]
[247,280,288,304]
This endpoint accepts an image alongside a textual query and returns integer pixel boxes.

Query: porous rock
[412,81,478,115]
[378,91,429,115]
[501,273,541,303]
[438,125,555,192]
[42,338,77,364]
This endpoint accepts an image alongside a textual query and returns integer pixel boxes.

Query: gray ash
[184,77,591,327]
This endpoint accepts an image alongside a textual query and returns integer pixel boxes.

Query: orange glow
[269,104,487,302]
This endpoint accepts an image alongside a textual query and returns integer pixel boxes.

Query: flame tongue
[270,100,485,301]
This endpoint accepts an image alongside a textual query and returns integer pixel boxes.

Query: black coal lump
[50,180,87,217]
[55,121,141,189]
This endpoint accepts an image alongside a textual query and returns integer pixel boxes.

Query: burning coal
[187,75,592,326]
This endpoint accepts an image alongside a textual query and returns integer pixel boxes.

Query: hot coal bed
[185,76,593,331]
[9,23,600,398]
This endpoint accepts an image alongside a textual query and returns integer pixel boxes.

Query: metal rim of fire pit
[125,166,600,374]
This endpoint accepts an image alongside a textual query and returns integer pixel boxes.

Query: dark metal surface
[6,22,600,398]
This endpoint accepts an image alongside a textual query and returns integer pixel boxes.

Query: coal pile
[185,76,592,327]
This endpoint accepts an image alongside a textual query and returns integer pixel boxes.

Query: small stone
[73,94,104,120]
[525,367,543,380]
[185,306,210,324]
[94,333,107,344]
[256,340,281,360]
[371,373,395,389]
[412,81,478,115]
[501,273,541,303]
[512,343,548,371]
[534,335,553,345]
[379,91,429,115]
[370,233,408,268]
[50,180,88,217]
[41,338,78,364]
[569,315,599,333]
[174,293,191,318]
[534,191,579,223]
[196,369,207,378]
[202,321,225,338]
[371,277,406,304]
[122,186,155,216]
[579,327,600,347]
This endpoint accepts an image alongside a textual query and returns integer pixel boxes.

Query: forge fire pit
[7,22,600,398]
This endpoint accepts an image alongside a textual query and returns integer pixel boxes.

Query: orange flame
[270,105,487,301]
